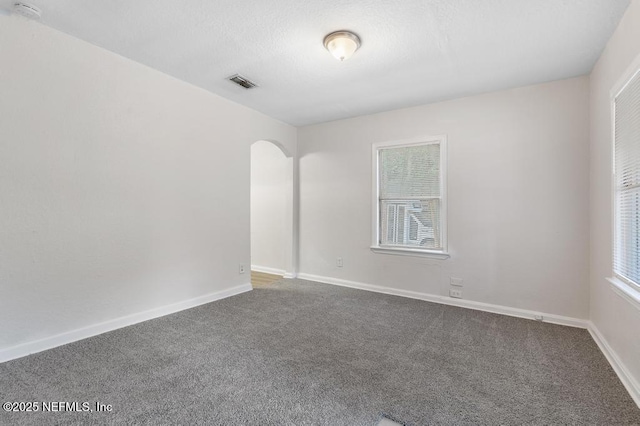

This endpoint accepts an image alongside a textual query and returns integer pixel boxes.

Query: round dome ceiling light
[13,2,41,19]
[323,30,361,61]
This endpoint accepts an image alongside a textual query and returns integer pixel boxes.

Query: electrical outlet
[450,277,464,287]
[336,257,343,267]
[449,288,463,299]
[239,264,246,274]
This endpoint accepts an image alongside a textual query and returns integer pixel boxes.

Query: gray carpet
[1,279,639,425]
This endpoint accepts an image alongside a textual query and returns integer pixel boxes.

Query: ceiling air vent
[13,2,41,19]
[227,74,258,90]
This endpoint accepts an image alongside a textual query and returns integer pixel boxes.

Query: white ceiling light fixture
[323,30,361,61]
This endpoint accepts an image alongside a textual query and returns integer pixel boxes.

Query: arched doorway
[250,140,297,286]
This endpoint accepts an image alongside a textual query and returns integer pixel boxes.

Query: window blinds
[614,69,640,287]
[378,143,442,249]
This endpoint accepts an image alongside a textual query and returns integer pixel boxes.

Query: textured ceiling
[0,0,630,126]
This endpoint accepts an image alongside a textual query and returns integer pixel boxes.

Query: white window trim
[609,51,640,311]
[607,277,640,313]
[370,135,449,259]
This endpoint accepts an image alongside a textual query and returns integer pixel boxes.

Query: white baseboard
[296,273,588,329]
[588,322,640,408]
[0,283,252,363]
[283,272,297,279]
[250,265,286,276]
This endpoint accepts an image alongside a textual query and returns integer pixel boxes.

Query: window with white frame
[613,66,640,291]
[371,137,447,256]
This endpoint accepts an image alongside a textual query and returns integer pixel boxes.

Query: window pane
[614,68,640,287]
[379,144,440,199]
[615,187,640,285]
[380,199,441,249]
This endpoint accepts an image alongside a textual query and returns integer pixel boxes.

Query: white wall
[298,76,590,320]
[0,15,296,355]
[589,0,640,400]
[251,141,289,273]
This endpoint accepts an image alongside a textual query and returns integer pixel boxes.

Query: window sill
[370,246,450,259]
[607,277,640,312]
